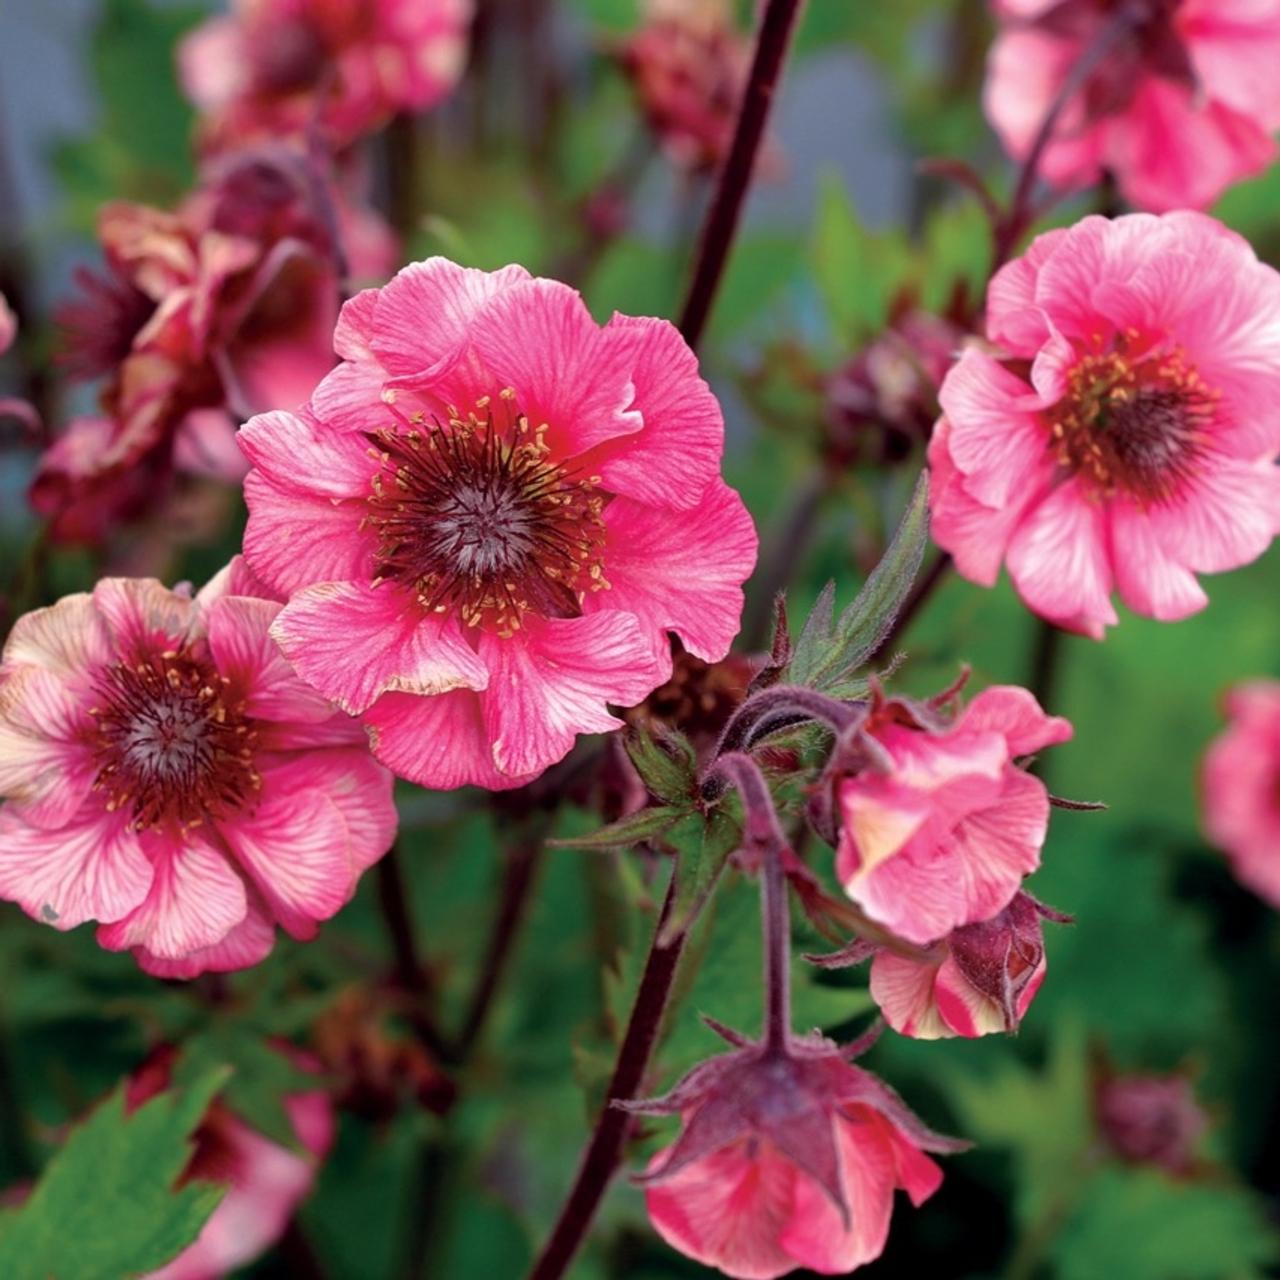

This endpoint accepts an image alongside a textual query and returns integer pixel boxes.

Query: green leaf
[625,725,698,806]
[1052,1168,1279,1280]
[548,805,685,850]
[0,1068,229,1280]
[788,472,930,690]
[660,803,743,946]
[810,174,912,344]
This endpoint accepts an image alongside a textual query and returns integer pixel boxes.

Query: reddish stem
[676,0,805,350]
[526,877,687,1280]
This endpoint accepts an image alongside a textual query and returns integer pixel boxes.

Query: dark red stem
[526,877,687,1280]
[676,0,805,349]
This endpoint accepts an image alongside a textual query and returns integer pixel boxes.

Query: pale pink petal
[883,1116,945,1206]
[589,315,724,509]
[362,688,520,790]
[219,789,354,940]
[869,951,950,1040]
[479,613,659,780]
[1182,0,1280,127]
[135,897,275,978]
[97,832,247,959]
[956,685,1073,756]
[205,596,338,724]
[1108,498,1211,621]
[92,578,200,655]
[173,408,248,482]
[333,288,380,362]
[242,470,374,597]
[238,410,376,499]
[271,582,488,715]
[931,955,1008,1038]
[0,666,98,829]
[195,555,282,608]
[646,1142,799,1280]
[1005,480,1117,638]
[309,359,394,436]
[586,482,757,672]
[462,278,644,460]
[0,803,152,931]
[0,292,15,354]
[176,16,249,112]
[985,227,1071,355]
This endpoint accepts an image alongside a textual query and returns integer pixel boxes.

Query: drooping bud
[626,1029,968,1278]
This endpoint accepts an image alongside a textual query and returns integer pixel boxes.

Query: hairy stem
[676,0,806,349]
[526,876,687,1280]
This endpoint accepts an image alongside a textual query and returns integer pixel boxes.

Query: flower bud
[1095,1071,1208,1177]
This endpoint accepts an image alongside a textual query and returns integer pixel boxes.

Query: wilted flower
[826,310,963,468]
[179,0,472,151]
[0,558,396,976]
[1203,680,1280,907]
[929,212,1280,637]
[239,256,757,790]
[631,1030,967,1279]
[34,146,394,542]
[867,892,1069,1039]
[821,683,1071,947]
[984,0,1280,211]
[1095,1070,1208,1176]
[127,1046,334,1280]
[615,0,753,173]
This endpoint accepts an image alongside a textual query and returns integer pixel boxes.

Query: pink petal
[195,555,283,608]
[463,278,643,460]
[258,750,396,872]
[1108,498,1211,621]
[479,612,659,780]
[309,359,394,436]
[362,688,520,790]
[0,666,98,829]
[931,954,1008,1038]
[882,1115,945,1206]
[97,831,247,959]
[985,226,1071,355]
[781,1112,895,1274]
[646,1142,800,1280]
[205,596,338,724]
[869,951,949,1040]
[587,481,757,672]
[135,897,276,978]
[271,582,488,716]
[176,16,248,111]
[1182,0,1280,128]
[242,470,373,598]
[370,258,531,379]
[238,409,376,499]
[0,803,152,931]
[956,686,1073,756]
[936,350,1053,508]
[333,288,380,362]
[590,315,724,510]
[92,578,199,656]
[220,789,354,940]
[1005,479,1118,638]
[173,408,248,482]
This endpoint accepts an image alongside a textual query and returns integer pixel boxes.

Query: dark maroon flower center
[364,391,610,634]
[90,647,259,830]
[56,266,154,383]
[1047,336,1218,502]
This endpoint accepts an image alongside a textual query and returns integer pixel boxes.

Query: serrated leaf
[660,804,743,947]
[548,804,686,850]
[0,1068,229,1280]
[174,1027,317,1151]
[625,726,697,806]
[788,473,930,690]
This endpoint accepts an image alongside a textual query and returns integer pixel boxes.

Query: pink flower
[0,291,14,354]
[126,1046,334,1280]
[0,558,396,976]
[829,684,1071,947]
[239,257,757,790]
[633,1033,965,1279]
[1203,680,1280,906]
[867,891,1068,1039]
[179,0,472,152]
[984,0,1280,212]
[930,212,1280,637]
[34,147,392,543]
[616,0,753,173]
